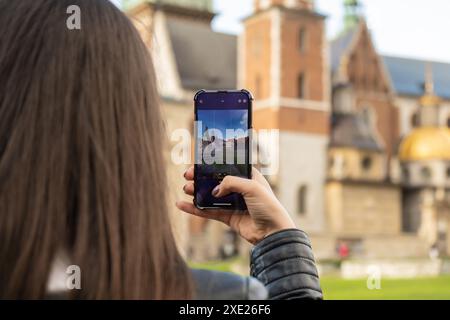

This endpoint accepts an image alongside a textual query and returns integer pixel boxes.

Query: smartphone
[194,89,252,210]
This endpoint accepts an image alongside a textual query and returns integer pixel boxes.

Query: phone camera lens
[199,100,203,104]
[243,99,247,103]
[238,99,242,103]
[221,100,225,103]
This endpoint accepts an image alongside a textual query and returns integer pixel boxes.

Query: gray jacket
[192,229,323,300]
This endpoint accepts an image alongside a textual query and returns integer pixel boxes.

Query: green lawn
[320,276,450,300]
[189,259,450,300]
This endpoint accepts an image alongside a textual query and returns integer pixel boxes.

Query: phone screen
[194,91,251,210]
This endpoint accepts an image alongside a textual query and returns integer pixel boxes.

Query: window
[361,106,374,125]
[402,167,410,181]
[297,185,308,215]
[447,167,450,179]
[328,156,335,170]
[361,156,372,171]
[420,167,432,180]
[373,77,378,91]
[447,117,450,128]
[298,27,307,53]
[411,112,420,128]
[297,73,306,99]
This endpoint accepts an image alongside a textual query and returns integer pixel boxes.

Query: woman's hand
[176,167,296,245]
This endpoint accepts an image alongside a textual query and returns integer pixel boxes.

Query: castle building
[125,0,450,259]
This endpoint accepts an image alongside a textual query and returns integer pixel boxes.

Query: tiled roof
[329,27,450,100]
[166,17,237,90]
[382,56,450,99]
[330,27,357,73]
[330,113,383,151]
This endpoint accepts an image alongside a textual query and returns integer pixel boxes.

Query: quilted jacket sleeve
[250,229,323,300]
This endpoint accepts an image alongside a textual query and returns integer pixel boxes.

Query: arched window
[402,167,410,181]
[411,112,420,128]
[361,106,374,125]
[447,116,450,128]
[328,156,335,170]
[446,167,450,179]
[297,72,306,99]
[298,27,307,53]
[420,166,432,180]
[297,185,308,215]
[361,156,372,171]
[373,77,379,92]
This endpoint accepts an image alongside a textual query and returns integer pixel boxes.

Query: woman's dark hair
[0,0,193,299]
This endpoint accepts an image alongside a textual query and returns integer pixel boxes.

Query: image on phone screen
[195,91,251,210]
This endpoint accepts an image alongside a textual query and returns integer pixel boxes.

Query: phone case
[193,89,253,211]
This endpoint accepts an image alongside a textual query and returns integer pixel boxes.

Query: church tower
[343,0,362,31]
[241,0,330,232]
[399,64,450,256]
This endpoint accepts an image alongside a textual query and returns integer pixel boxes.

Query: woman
[0,0,322,300]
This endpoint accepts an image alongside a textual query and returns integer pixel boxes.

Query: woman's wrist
[254,221,297,245]
[262,226,296,240]
[264,214,297,240]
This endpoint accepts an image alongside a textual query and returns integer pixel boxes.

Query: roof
[329,26,450,100]
[166,17,237,90]
[330,27,357,73]
[399,127,450,161]
[330,113,383,152]
[382,56,450,99]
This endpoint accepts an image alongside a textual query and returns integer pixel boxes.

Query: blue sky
[198,110,248,140]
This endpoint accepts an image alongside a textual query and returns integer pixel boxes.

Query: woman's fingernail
[212,186,220,197]
[183,170,187,178]
[183,185,187,192]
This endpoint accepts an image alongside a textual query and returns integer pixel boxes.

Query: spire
[417,62,441,127]
[420,62,441,108]
[344,0,362,31]
[424,62,435,95]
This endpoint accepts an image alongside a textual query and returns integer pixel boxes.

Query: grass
[320,275,450,300]
[189,258,237,273]
[189,259,450,300]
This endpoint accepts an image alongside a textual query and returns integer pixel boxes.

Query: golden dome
[399,127,450,161]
